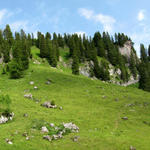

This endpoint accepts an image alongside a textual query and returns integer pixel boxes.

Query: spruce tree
[40,34,47,58]
[48,40,57,67]
[93,32,101,47]
[97,39,106,58]
[140,44,148,63]
[148,45,150,60]
[72,40,79,75]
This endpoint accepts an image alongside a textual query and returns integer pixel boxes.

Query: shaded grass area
[0,47,150,150]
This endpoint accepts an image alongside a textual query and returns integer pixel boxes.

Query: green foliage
[139,44,150,92]
[99,59,110,81]
[0,94,12,116]
[72,55,79,75]
[9,59,23,79]
[32,119,46,130]
[51,100,55,106]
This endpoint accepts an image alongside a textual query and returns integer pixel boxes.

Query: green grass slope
[0,47,150,150]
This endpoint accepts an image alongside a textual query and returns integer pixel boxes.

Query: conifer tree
[40,34,47,58]
[2,25,13,63]
[48,40,57,67]
[140,44,148,63]
[46,32,51,40]
[139,44,150,91]
[139,62,150,91]
[72,40,79,75]
[148,45,150,59]
[93,32,101,47]
[9,32,23,78]
[31,33,35,46]
[97,39,106,58]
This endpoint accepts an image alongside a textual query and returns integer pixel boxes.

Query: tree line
[139,44,150,92]
[0,25,149,92]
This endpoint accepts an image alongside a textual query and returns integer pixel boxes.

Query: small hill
[0,47,150,150]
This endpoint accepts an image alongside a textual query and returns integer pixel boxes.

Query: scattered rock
[52,134,59,140]
[0,112,14,124]
[46,81,51,85]
[30,81,34,85]
[41,126,49,133]
[72,136,80,142]
[63,122,79,132]
[26,136,30,140]
[6,139,13,144]
[24,94,33,99]
[33,60,41,65]
[126,104,134,107]
[102,96,107,99]
[34,86,38,90]
[59,106,63,110]
[41,101,57,109]
[43,135,52,141]
[0,116,8,124]
[42,122,79,142]
[22,132,28,137]
[122,117,128,120]
[23,113,28,117]
[130,145,136,150]
[50,123,55,127]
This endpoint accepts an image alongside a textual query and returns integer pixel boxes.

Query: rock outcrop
[119,41,132,60]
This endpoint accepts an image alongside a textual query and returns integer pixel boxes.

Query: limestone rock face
[79,61,94,77]
[119,41,132,59]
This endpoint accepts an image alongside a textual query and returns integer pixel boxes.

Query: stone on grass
[59,106,63,110]
[0,112,14,124]
[52,135,59,140]
[41,126,49,133]
[24,94,33,99]
[33,86,38,90]
[6,139,13,144]
[0,116,8,124]
[41,101,57,109]
[22,132,28,137]
[130,146,136,150]
[23,113,28,117]
[50,123,55,127]
[30,81,34,85]
[46,81,51,85]
[43,135,52,141]
[72,136,80,142]
[63,122,79,132]
[102,96,107,99]
[122,117,128,120]
[26,136,30,140]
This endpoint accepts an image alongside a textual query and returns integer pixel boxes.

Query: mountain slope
[0,48,150,150]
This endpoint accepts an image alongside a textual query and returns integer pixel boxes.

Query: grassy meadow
[0,47,150,150]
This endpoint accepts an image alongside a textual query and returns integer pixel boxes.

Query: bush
[0,95,12,116]
[51,100,55,106]
[9,59,23,79]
